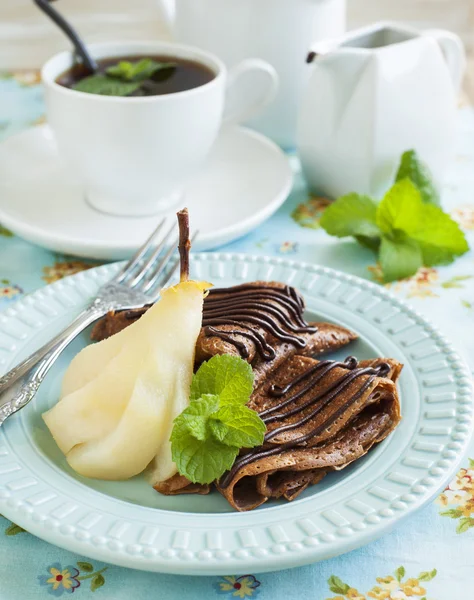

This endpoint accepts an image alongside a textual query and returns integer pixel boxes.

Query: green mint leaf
[395,566,406,582]
[190,354,254,404]
[73,75,140,96]
[171,356,263,484]
[209,404,266,448]
[395,149,440,206]
[376,179,423,235]
[354,235,381,252]
[320,164,470,282]
[180,415,208,441]
[106,59,176,82]
[5,522,26,536]
[0,224,13,237]
[171,427,238,484]
[441,275,473,289]
[380,235,423,282]
[376,178,469,273]
[456,517,474,534]
[172,394,219,441]
[106,61,135,80]
[327,575,350,594]
[418,569,437,582]
[440,508,463,518]
[91,573,105,592]
[409,203,469,266]
[320,193,380,239]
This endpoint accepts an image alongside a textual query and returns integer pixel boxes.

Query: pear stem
[177,208,191,282]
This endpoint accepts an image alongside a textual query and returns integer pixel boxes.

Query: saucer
[0,125,292,260]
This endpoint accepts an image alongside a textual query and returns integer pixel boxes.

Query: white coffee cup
[42,41,278,217]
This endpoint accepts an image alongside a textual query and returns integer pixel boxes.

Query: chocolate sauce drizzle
[202,284,317,362]
[220,357,390,487]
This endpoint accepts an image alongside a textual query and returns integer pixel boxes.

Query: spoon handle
[33,0,97,73]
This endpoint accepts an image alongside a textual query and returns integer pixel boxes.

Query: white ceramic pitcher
[158,0,346,148]
[298,22,466,199]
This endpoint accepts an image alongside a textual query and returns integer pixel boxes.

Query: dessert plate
[0,126,292,260]
[0,254,472,575]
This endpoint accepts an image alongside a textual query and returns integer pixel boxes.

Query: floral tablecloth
[1,71,474,600]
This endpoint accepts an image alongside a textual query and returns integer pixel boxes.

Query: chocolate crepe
[91,282,357,390]
[154,473,210,496]
[216,356,402,511]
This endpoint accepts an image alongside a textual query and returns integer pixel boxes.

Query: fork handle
[0,342,68,425]
[0,307,104,396]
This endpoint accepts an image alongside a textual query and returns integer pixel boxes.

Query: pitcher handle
[426,29,466,93]
[223,59,279,127]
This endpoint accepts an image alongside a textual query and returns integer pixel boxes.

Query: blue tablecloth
[1,71,474,600]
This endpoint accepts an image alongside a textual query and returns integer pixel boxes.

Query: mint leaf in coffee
[106,58,177,82]
[72,75,140,96]
[57,55,214,98]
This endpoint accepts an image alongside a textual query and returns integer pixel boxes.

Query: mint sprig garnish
[106,59,176,82]
[190,353,254,404]
[320,151,469,283]
[170,355,265,484]
[72,75,140,97]
[72,58,176,97]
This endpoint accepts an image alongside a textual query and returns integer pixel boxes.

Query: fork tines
[113,217,183,298]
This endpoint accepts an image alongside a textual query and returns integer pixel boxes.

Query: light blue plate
[0,254,472,574]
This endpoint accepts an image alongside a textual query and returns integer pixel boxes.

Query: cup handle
[426,29,466,93]
[223,59,279,126]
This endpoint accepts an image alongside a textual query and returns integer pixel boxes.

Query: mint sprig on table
[395,149,441,207]
[72,58,176,97]
[170,355,265,485]
[320,150,469,283]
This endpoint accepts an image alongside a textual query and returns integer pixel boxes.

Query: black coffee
[56,55,216,97]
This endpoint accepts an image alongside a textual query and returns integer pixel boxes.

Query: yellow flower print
[292,195,331,229]
[0,284,23,300]
[38,561,107,594]
[12,70,42,86]
[438,489,469,507]
[368,264,473,299]
[32,114,47,127]
[215,575,261,598]
[400,579,426,597]
[47,567,77,591]
[277,241,298,254]
[346,588,365,600]
[448,468,474,491]
[452,205,474,230]
[38,563,80,595]
[42,259,97,284]
[437,459,474,532]
[460,498,474,517]
[367,265,439,296]
[403,267,439,298]
[367,587,390,600]
[375,576,399,591]
[326,567,437,600]
[367,264,384,284]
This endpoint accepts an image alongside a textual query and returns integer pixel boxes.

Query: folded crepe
[215,356,402,511]
[91,282,357,390]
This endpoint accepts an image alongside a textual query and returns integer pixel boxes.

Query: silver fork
[0,217,189,425]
